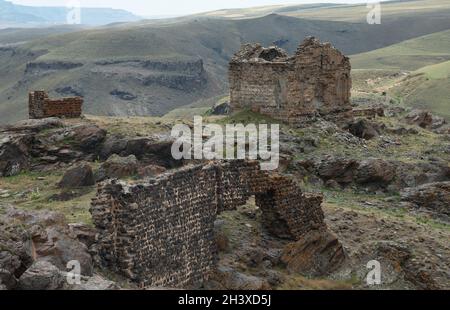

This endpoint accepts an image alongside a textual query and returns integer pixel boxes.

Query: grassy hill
[350,30,450,119]
[391,61,450,118]
[351,29,450,71]
[197,0,450,23]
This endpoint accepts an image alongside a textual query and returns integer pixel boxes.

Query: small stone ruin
[229,37,353,125]
[29,90,83,119]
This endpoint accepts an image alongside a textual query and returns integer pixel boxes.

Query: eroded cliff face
[229,37,352,126]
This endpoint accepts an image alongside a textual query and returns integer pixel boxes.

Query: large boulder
[18,260,64,290]
[316,157,359,185]
[58,162,95,188]
[281,229,346,277]
[71,124,106,152]
[356,158,396,186]
[97,154,138,180]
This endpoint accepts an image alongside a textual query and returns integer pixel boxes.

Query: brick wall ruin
[229,37,353,125]
[29,90,83,119]
[90,160,326,288]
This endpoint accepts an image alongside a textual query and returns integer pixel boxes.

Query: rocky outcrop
[210,101,231,115]
[0,135,32,177]
[401,182,450,221]
[297,156,450,192]
[0,205,97,289]
[96,154,138,181]
[405,109,447,132]
[0,119,181,176]
[281,229,346,277]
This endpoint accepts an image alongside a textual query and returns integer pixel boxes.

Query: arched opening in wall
[214,192,291,275]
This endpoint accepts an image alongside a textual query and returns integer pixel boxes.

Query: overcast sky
[9,0,388,16]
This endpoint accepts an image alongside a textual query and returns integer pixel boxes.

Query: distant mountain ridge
[0,0,141,27]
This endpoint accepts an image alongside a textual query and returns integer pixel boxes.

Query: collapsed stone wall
[229,37,352,125]
[29,90,83,119]
[90,160,326,288]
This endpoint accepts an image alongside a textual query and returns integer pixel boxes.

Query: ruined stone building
[90,160,327,288]
[29,90,83,119]
[229,37,352,125]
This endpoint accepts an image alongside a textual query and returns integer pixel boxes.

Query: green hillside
[350,31,450,119]
[350,30,450,71]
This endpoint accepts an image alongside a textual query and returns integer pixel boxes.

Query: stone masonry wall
[90,160,326,288]
[229,37,352,125]
[29,90,83,119]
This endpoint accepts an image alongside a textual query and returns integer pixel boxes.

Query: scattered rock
[58,162,95,188]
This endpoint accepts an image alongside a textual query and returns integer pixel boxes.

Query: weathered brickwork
[90,160,326,288]
[29,90,83,119]
[229,37,353,125]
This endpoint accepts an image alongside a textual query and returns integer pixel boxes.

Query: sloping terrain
[350,30,450,119]
[2,4,450,124]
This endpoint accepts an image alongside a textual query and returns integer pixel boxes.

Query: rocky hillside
[1,102,449,289]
